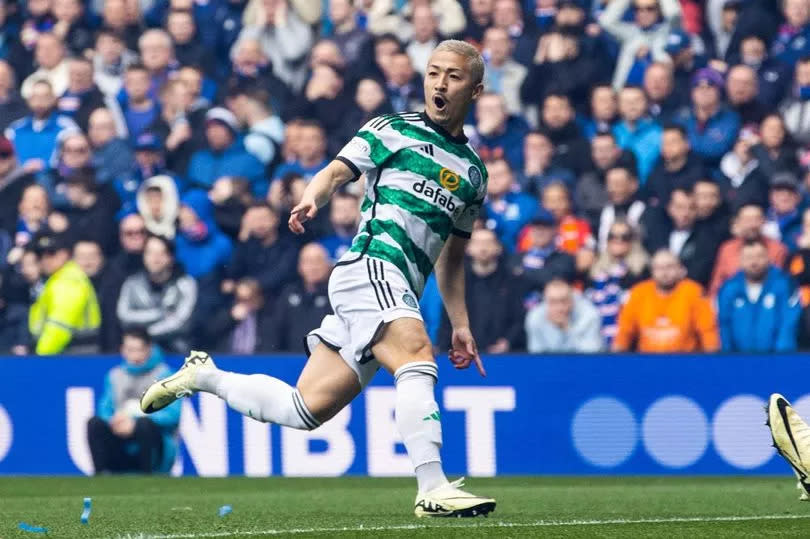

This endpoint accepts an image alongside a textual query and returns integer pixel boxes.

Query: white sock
[394,362,449,493]
[195,369,319,430]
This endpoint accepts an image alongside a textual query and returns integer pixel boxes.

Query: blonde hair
[433,39,485,86]
[589,220,649,279]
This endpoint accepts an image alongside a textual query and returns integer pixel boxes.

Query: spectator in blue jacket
[176,189,233,280]
[739,35,790,107]
[86,328,180,474]
[5,80,77,170]
[473,92,529,172]
[612,85,662,183]
[718,238,801,352]
[677,68,740,170]
[483,157,537,253]
[771,0,810,68]
[186,107,266,196]
[121,64,161,143]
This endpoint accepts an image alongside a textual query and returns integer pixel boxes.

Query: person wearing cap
[766,172,805,252]
[28,231,101,354]
[663,28,705,103]
[676,67,741,170]
[510,206,576,300]
[717,237,800,352]
[598,0,682,89]
[186,106,266,197]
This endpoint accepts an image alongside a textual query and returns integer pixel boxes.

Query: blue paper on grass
[18,522,48,533]
[218,505,232,517]
[81,497,91,524]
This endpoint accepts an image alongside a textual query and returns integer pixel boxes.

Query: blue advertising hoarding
[0,354,803,476]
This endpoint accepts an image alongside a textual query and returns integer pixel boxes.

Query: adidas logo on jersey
[418,144,434,156]
[413,179,456,212]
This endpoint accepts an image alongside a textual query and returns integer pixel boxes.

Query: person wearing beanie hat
[186,107,266,196]
[204,107,239,135]
[678,67,741,170]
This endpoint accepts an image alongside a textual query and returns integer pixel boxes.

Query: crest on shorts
[439,168,460,191]
[468,165,482,190]
[402,293,418,309]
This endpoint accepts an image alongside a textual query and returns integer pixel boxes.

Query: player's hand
[449,327,486,377]
[288,196,318,234]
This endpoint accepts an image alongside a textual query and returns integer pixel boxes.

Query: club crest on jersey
[468,165,482,190]
[439,168,460,191]
[413,180,456,212]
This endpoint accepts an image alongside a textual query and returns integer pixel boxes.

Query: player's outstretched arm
[289,159,357,234]
[435,234,486,377]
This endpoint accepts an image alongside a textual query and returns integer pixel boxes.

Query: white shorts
[304,256,423,388]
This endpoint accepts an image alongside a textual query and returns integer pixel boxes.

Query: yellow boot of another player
[140,350,217,413]
[414,478,496,518]
[767,393,810,500]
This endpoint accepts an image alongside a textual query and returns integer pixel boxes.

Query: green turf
[1,476,809,538]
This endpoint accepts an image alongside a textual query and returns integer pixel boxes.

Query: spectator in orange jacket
[709,204,788,297]
[613,249,719,353]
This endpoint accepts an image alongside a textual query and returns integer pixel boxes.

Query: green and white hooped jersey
[335,112,488,298]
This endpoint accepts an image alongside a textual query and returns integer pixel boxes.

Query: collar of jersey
[419,111,468,145]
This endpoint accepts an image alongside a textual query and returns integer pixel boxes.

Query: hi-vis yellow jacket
[29,260,101,355]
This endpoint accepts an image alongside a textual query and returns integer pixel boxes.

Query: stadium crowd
[3,0,810,357]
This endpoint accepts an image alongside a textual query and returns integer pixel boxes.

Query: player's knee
[394,361,438,386]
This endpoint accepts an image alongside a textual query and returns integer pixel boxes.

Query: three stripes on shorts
[366,258,397,310]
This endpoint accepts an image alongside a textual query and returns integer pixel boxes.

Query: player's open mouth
[433,95,447,111]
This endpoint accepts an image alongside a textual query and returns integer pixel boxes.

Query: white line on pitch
[112,513,810,539]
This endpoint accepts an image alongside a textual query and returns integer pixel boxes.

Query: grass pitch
[1,476,809,538]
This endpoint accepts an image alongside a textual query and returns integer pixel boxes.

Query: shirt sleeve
[452,201,481,238]
[335,116,408,180]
